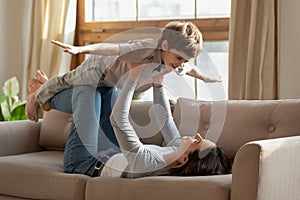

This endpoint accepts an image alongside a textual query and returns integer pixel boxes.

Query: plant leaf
[0,77,27,121]
[11,100,25,111]
[0,91,5,103]
[0,106,4,121]
[11,104,28,120]
[12,95,19,102]
[0,100,11,120]
[3,76,19,98]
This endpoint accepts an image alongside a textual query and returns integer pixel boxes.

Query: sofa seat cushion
[0,151,90,200]
[86,175,231,200]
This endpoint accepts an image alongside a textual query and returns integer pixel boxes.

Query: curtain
[25,0,76,88]
[228,0,278,100]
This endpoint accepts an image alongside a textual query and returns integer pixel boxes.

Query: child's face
[160,39,192,71]
[161,48,191,71]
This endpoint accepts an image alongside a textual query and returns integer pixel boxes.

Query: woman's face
[177,133,216,165]
[160,40,191,71]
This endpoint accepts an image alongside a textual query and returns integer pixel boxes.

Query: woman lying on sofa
[98,63,232,178]
[29,61,231,178]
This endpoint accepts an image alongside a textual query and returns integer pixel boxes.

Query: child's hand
[203,76,222,83]
[186,66,222,83]
[51,40,80,55]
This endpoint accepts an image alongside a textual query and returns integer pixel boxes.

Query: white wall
[0,0,31,100]
[278,0,300,99]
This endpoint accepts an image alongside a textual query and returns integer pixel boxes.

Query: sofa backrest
[39,101,164,150]
[39,98,300,160]
[172,98,300,159]
[128,101,164,145]
[40,110,72,150]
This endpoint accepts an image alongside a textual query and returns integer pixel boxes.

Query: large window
[85,0,230,22]
[75,0,230,100]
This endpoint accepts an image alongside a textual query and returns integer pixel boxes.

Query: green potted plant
[0,76,28,121]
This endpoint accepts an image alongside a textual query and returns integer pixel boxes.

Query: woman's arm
[110,62,146,153]
[111,66,178,174]
[110,78,143,153]
[153,86,181,147]
[152,72,181,147]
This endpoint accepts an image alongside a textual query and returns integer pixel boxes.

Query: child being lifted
[26,21,221,123]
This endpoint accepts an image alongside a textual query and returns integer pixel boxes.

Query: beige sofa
[0,98,300,200]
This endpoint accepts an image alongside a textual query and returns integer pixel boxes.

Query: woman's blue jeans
[48,85,120,176]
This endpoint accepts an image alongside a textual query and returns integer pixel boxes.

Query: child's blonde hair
[158,21,203,58]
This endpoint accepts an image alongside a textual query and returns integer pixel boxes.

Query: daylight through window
[76,0,231,100]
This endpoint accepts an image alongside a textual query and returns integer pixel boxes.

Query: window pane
[138,0,195,20]
[196,41,229,100]
[85,0,136,22]
[140,73,196,102]
[197,0,231,18]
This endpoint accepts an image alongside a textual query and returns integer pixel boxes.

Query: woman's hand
[51,40,80,55]
[152,67,172,87]
[127,61,146,81]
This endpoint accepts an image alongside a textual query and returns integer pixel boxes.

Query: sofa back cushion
[40,110,72,150]
[172,98,300,159]
[128,101,164,145]
[39,101,164,150]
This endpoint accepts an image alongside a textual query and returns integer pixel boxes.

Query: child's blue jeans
[48,85,120,176]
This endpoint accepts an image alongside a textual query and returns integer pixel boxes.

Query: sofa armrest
[0,120,42,156]
[231,136,300,200]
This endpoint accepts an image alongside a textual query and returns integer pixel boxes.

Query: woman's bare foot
[25,92,39,122]
[36,71,52,111]
[28,70,48,93]
[26,70,51,122]
[35,70,48,83]
[26,71,47,122]
[28,78,42,93]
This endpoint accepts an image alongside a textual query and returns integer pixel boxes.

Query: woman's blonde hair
[158,21,203,58]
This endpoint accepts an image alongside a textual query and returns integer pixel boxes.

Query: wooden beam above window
[78,18,229,43]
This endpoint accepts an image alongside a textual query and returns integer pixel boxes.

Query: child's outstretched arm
[185,65,222,83]
[51,40,120,55]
